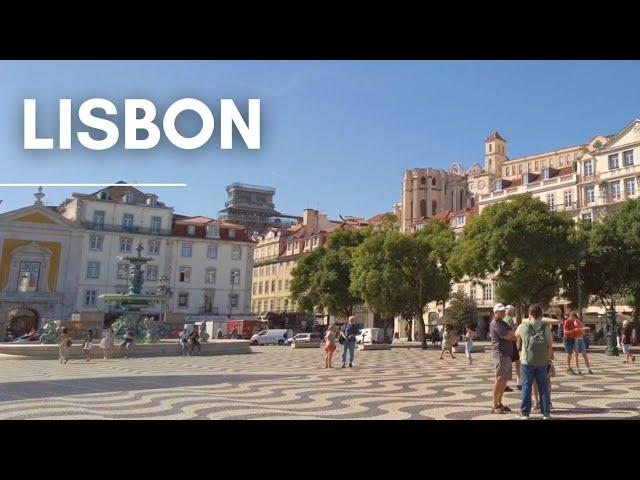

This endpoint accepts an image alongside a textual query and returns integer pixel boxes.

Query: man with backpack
[515,304,554,419]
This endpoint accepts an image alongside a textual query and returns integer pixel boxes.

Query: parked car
[285,333,321,345]
[356,328,392,345]
[250,329,295,346]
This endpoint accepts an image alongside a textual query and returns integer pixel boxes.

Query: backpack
[524,322,548,363]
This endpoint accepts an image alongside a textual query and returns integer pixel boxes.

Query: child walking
[465,325,475,365]
[83,329,93,362]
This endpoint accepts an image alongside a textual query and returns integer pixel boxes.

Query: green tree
[448,194,575,319]
[289,227,369,321]
[350,220,454,349]
[446,289,478,329]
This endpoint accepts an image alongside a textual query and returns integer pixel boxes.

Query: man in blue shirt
[341,316,359,368]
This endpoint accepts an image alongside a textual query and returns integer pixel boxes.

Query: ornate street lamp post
[605,308,619,356]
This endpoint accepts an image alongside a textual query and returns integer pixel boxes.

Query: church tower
[484,131,507,175]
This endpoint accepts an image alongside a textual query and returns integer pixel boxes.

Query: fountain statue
[99,242,168,342]
[39,320,61,344]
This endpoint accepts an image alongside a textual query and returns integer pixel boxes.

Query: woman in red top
[572,314,593,374]
[563,312,591,375]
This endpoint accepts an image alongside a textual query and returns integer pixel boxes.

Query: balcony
[0,290,63,302]
[597,164,639,182]
[82,222,171,236]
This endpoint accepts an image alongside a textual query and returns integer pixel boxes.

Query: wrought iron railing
[82,221,171,236]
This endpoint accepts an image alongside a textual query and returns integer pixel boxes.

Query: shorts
[495,357,513,381]
[563,338,576,353]
[622,344,631,354]
[324,343,336,352]
[574,338,586,354]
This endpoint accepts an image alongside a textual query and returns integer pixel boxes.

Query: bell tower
[484,131,507,175]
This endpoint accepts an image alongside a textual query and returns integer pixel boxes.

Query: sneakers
[577,369,582,375]
[566,368,576,375]
[342,364,346,368]
[519,412,530,419]
[504,386,513,392]
[588,369,594,374]
[349,363,353,368]
[543,415,552,420]
[492,407,506,414]
[498,404,511,412]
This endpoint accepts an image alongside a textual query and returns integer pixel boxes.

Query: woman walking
[101,325,114,360]
[83,329,93,362]
[120,329,134,359]
[59,327,71,364]
[622,320,636,364]
[323,324,337,368]
[439,325,456,360]
[465,325,475,365]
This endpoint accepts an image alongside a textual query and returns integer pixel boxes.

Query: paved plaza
[0,345,638,419]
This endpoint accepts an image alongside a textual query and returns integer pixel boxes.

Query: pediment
[0,205,74,227]
[11,241,53,257]
[600,119,640,151]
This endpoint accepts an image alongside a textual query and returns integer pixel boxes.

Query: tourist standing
[464,325,475,365]
[340,316,359,368]
[515,304,553,419]
[431,329,439,348]
[179,328,190,356]
[504,305,521,391]
[490,303,515,414]
[101,325,114,360]
[59,327,71,364]
[571,313,593,374]
[120,329,134,359]
[439,325,456,360]
[563,311,589,374]
[324,324,337,368]
[83,330,93,362]
[622,320,636,364]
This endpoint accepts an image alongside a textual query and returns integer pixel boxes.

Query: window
[535,160,540,170]
[228,229,236,239]
[229,294,239,308]
[252,283,257,295]
[203,292,214,313]
[547,193,555,211]
[585,186,595,204]
[564,190,573,208]
[179,266,191,282]
[609,154,620,170]
[87,261,100,279]
[504,168,509,176]
[232,245,242,260]
[148,239,160,255]
[431,200,437,215]
[284,299,289,311]
[178,293,189,307]
[419,200,427,217]
[92,210,105,228]
[145,264,158,281]
[550,158,555,167]
[181,243,192,257]
[285,279,289,290]
[89,235,103,251]
[511,166,516,176]
[493,179,503,191]
[625,178,636,196]
[610,181,621,200]
[521,174,529,186]
[623,150,634,166]
[230,269,240,285]
[151,217,161,234]
[432,177,436,186]
[559,156,565,166]
[206,224,219,238]
[304,239,311,250]
[117,263,129,280]
[582,213,593,222]
[18,261,41,292]
[207,244,218,259]
[186,225,196,236]
[483,283,493,301]
[205,268,216,284]
[85,290,97,306]
[123,194,134,203]
[278,280,282,291]
[518,164,523,174]
[120,237,132,253]
[420,176,426,185]
[147,197,157,206]
[258,282,263,294]
[122,214,134,230]
[470,284,477,300]
[583,160,593,176]
[542,168,550,180]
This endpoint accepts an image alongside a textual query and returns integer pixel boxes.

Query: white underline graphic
[0,183,187,187]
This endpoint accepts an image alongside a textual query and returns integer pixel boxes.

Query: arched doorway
[8,308,39,337]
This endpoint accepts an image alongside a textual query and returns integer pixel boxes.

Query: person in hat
[490,303,515,414]
[622,320,636,365]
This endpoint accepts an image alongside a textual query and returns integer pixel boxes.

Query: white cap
[505,305,515,311]
[493,303,507,313]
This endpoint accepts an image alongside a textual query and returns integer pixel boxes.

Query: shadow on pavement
[0,374,292,402]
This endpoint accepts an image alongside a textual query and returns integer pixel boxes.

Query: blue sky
[0,60,639,219]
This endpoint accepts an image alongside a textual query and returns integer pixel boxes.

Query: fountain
[99,241,168,342]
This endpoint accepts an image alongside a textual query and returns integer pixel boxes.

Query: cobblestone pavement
[0,345,638,419]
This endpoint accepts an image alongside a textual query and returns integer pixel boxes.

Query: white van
[250,329,295,346]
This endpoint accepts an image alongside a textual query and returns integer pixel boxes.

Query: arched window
[431,200,437,215]
[432,177,436,186]
[459,190,464,210]
[420,176,426,185]
[420,200,427,217]
[489,144,493,153]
